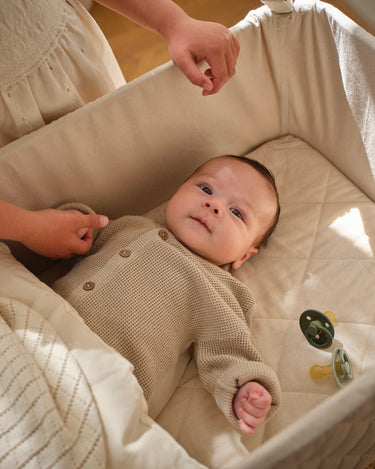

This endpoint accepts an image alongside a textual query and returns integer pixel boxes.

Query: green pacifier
[299,309,335,349]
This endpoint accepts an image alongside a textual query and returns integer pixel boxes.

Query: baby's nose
[204,201,221,216]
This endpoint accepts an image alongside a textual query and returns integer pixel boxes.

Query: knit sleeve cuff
[56,202,96,215]
[214,362,282,427]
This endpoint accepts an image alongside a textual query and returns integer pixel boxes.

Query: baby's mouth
[191,216,211,233]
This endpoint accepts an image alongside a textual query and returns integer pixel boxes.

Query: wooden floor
[91,0,374,83]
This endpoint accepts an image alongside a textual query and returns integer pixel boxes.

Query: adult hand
[21,209,109,259]
[96,0,240,96]
[166,18,240,96]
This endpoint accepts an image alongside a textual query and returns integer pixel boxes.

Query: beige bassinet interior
[1,1,375,468]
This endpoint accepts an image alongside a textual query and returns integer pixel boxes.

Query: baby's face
[165,157,278,269]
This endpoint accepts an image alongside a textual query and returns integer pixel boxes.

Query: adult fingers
[74,229,95,256]
[203,35,240,95]
[231,32,240,63]
[202,58,229,95]
[173,51,214,92]
[78,213,109,229]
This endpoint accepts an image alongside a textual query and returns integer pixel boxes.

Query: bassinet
[1,1,375,468]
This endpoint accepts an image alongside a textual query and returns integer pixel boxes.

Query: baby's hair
[225,155,280,249]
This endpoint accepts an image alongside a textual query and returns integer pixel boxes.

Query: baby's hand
[233,381,272,435]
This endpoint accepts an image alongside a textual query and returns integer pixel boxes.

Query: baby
[53,155,281,435]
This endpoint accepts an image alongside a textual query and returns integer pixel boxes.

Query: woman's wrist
[152,2,191,41]
[0,200,35,244]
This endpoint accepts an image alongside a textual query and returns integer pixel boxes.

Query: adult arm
[95,0,240,95]
[0,199,108,259]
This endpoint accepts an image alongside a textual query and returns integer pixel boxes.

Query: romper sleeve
[192,278,281,427]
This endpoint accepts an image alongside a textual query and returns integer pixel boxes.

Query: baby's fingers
[238,418,257,436]
[240,397,266,419]
[237,410,266,435]
[253,386,272,406]
[243,389,271,413]
[240,399,268,421]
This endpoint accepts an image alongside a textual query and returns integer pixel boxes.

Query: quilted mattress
[154,135,375,468]
[0,0,375,467]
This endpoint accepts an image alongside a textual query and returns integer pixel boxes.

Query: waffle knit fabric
[53,203,281,426]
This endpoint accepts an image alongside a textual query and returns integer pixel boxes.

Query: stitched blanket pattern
[0,299,104,468]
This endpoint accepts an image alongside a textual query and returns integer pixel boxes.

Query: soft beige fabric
[52,209,281,422]
[0,0,124,147]
[0,242,206,469]
[1,137,375,469]
[156,136,375,468]
[0,245,106,468]
[0,1,374,468]
[234,367,375,469]
[0,1,373,229]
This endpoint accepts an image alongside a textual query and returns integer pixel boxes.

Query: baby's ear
[232,248,258,270]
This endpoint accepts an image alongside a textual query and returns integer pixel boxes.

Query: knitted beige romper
[53,205,281,425]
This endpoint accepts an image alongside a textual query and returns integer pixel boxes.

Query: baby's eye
[230,208,243,219]
[200,185,212,195]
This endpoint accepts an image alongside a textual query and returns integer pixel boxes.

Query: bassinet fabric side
[0,5,287,229]
[0,3,374,468]
[232,369,375,469]
[247,0,375,201]
[0,2,374,226]
[284,1,375,201]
